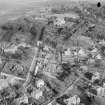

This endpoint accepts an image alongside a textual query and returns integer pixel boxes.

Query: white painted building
[65,95,80,105]
[78,48,87,57]
[99,40,105,45]
[64,48,72,56]
[92,72,100,82]
[0,58,2,64]
[54,17,65,26]
[34,65,39,75]
[19,95,28,104]
[97,86,105,97]
[73,48,87,57]
[36,79,45,89]
[91,48,98,53]
[103,83,105,88]
[43,45,49,51]
[95,54,102,60]
[4,42,31,54]
[31,89,43,100]
[4,45,17,54]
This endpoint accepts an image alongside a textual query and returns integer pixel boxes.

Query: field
[0,0,47,24]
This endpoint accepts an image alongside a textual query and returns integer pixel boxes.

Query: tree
[0,88,10,105]
[56,63,71,81]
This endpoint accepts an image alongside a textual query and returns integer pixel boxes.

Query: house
[65,95,80,105]
[43,45,49,51]
[4,42,30,54]
[36,79,45,89]
[72,48,87,57]
[48,102,52,105]
[19,95,28,104]
[97,86,105,97]
[78,48,87,57]
[92,72,100,82]
[0,58,2,64]
[4,46,18,54]
[103,82,105,88]
[95,54,102,60]
[34,65,40,75]
[64,48,72,56]
[31,89,43,100]
[54,17,65,26]
[88,58,95,64]
[99,40,105,45]
[91,48,98,53]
